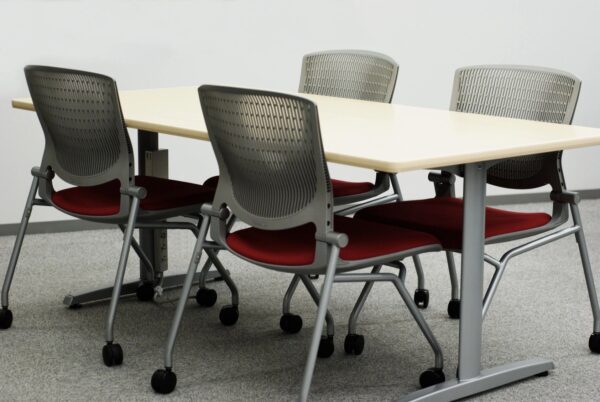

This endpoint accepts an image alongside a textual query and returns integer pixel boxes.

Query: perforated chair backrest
[299,50,399,103]
[450,65,581,190]
[24,66,133,188]
[199,86,333,241]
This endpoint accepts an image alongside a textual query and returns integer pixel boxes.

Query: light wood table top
[13,86,600,173]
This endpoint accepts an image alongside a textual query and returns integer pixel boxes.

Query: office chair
[353,65,600,353]
[150,86,446,398]
[278,50,439,340]
[0,66,238,366]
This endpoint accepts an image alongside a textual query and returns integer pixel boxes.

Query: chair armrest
[428,171,455,198]
[120,186,147,199]
[550,191,580,205]
[201,203,230,220]
[31,166,54,180]
[317,231,349,248]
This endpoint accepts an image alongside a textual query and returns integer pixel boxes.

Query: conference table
[13,87,600,401]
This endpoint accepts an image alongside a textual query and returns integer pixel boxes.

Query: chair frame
[283,50,431,335]
[0,66,237,366]
[151,86,446,399]
[349,66,600,349]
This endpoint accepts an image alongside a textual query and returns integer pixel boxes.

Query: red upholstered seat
[330,179,374,197]
[203,176,374,198]
[203,175,219,189]
[226,215,439,266]
[52,176,215,216]
[354,197,552,250]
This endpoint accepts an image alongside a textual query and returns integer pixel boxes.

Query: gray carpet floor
[1,200,600,401]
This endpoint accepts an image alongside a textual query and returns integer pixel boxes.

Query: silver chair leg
[102,196,141,366]
[198,215,236,289]
[119,224,154,278]
[282,274,301,315]
[205,249,238,306]
[398,263,407,282]
[336,272,445,384]
[446,251,459,300]
[482,257,503,319]
[150,217,211,393]
[298,275,335,337]
[412,255,430,309]
[390,275,444,369]
[1,176,39,326]
[347,265,381,334]
[166,217,210,368]
[299,245,339,402]
[571,204,600,335]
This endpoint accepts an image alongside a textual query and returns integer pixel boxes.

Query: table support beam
[138,130,163,283]
[398,162,553,401]
[458,162,487,379]
[62,271,223,307]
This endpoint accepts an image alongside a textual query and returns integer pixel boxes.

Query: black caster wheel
[447,299,460,319]
[536,371,549,377]
[309,274,319,280]
[219,305,239,326]
[344,333,364,355]
[0,308,13,330]
[195,288,217,307]
[318,335,335,358]
[102,342,123,367]
[414,289,430,309]
[151,368,177,394]
[419,367,445,388]
[280,313,303,334]
[68,303,82,310]
[136,282,155,302]
[589,332,600,353]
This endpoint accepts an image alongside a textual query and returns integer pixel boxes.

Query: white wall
[2,0,600,224]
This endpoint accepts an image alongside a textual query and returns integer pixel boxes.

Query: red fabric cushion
[203,175,219,189]
[202,176,374,198]
[226,215,439,266]
[355,197,552,250]
[52,176,215,216]
[331,179,374,197]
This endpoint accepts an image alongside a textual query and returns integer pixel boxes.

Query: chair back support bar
[24,66,133,189]
[199,85,333,244]
[299,50,399,103]
[450,65,581,191]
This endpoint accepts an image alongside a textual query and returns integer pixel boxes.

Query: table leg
[137,130,165,282]
[398,162,553,401]
[61,130,222,307]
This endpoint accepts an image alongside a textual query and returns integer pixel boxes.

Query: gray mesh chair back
[24,66,134,191]
[450,65,581,191]
[299,50,398,103]
[199,85,333,259]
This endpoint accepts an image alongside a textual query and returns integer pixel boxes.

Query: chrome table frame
[399,162,553,401]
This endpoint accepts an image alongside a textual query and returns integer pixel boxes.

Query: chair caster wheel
[151,368,177,394]
[136,282,155,302]
[102,342,123,367]
[318,335,334,358]
[414,289,429,309]
[344,333,364,355]
[309,274,319,280]
[280,313,302,334]
[196,288,217,307]
[219,305,239,326]
[589,332,600,353]
[0,308,13,330]
[447,299,460,319]
[419,367,445,388]
[68,303,82,310]
[535,370,549,377]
